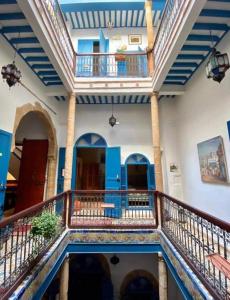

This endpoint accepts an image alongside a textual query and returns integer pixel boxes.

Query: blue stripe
[11,37,39,44]
[26,56,50,62]
[0,0,17,4]
[18,48,44,54]
[0,13,25,20]
[32,64,54,69]
[169,69,192,74]
[1,25,33,33]
[187,34,220,42]
[173,62,198,68]
[46,82,63,86]
[177,54,204,60]
[200,9,230,18]
[37,71,57,76]
[43,76,61,81]
[193,23,229,31]
[182,45,211,52]
[166,76,188,81]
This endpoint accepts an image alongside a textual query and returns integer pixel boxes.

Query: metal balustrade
[153,0,185,67]
[0,190,229,299]
[159,192,230,300]
[76,53,148,77]
[41,0,76,71]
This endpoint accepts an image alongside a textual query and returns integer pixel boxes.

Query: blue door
[77,40,93,76]
[138,46,148,77]
[99,29,107,76]
[0,130,12,218]
[105,147,121,217]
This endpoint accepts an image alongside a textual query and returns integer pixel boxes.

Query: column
[158,253,167,300]
[46,156,57,199]
[59,255,69,300]
[151,92,163,192]
[145,0,155,75]
[64,92,76,191]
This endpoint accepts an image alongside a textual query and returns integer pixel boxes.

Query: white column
[158,253,168,300]
[59,255,69,300]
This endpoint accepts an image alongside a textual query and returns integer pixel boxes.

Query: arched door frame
[12,102,58,199]
[125,153,151,190]
[71,132,107,189]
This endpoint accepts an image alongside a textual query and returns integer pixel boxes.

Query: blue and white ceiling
[55,94,175,103]
[60,0,165,29]
[164,0,230,85]
[0,0,62,86]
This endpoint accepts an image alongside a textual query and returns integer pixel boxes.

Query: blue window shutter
[121,165,127,190]
[149,164,156,190]
[57,147,66,194]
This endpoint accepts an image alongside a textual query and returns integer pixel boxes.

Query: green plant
[31,211,60,239]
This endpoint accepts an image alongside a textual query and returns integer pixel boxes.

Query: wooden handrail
[158,191,230,231]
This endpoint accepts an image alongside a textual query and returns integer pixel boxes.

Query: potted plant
[115,44,127,62]
[30,211,60,240]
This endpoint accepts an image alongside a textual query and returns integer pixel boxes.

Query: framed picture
[197,136,229,184]
[128,34,142,45]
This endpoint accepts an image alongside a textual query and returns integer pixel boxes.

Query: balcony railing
[41,0,76,71]
[69,190,157,228]
[0,190,229,300]
[0,193,66,300]
[159,192,230,300]
[76,53,148,77]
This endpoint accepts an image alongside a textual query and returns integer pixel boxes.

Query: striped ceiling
[54,94,175,103]
[164,0,230,86]
[0,0,63,86]
[60,0,165,29]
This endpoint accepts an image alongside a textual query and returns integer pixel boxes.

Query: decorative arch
[12,102,58,199]
[125,153,150,165]
[75,133,107,148]
[120,269,159,300]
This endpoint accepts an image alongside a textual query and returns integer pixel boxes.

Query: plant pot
[115,53,126,62]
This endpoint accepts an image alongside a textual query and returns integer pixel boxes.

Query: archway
[120,270,159,300]
[71,133,107,190]
[69,254,113,300]
[4,102,57,215]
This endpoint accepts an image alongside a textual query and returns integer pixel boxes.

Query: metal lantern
[109,114,117,127]
[1,61,22,87]
[206,48,230,83]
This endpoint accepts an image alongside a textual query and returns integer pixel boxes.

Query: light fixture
[1,62,21,87]
[1,32,22,87]
[109,100,119,127]
[110,254,119,265]
[206,31,229,83]
[107,21,114,29]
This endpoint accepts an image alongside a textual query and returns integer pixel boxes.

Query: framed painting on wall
[197,136,229,184]
[128,34,142,45]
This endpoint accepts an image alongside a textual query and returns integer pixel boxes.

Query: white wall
[66,104,154,164]
[0,35,67,147]
[71,28,147,53]
[160,32,230,221]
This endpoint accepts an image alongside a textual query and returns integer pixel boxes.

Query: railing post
[59,254,70,300]
[145,0,155,76]
[158,253,168,300]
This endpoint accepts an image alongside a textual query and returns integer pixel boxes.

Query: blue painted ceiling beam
[26,56,50,62]
[0,13,25,20]
[0,0,17,4]
[37,71,57,76]
[163,81,184,85]
[166,76,188,81]
[43,76,61,81]
[187,34,220,42]
[32,64,54,69]
[172,62,198,68]
[200,9,230,18]
[1,26,33,33]
[177,54,204,60]
[11,37,39,44]
[182,45,211,51]
[18,48,44,54]
[193,23,229,31]
[169,69,192,74]
[46,82,63,86]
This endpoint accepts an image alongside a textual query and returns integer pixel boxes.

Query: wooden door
[15,140,48,212]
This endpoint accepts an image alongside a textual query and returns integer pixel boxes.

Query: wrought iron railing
[76,53,148,77]
[159,192,230,300]
[69,190,157,228]
[0,193,67,300]
[40,0,76,71]
[153,0,186,67]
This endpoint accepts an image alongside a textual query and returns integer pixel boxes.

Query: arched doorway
[69,254,113,300]
[120,270,159,300]
[4,103,57,215]
[71,133,107,190]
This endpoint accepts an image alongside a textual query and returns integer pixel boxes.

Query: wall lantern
[206,48,230,83]
[109,101,119,127]
[1,61,21,87]
[110,255,120,265]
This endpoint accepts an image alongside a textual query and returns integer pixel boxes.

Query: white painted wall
[0,35,67,147]
[64,104,154,164]
[160,32,230,221]
[71,28,147,53]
